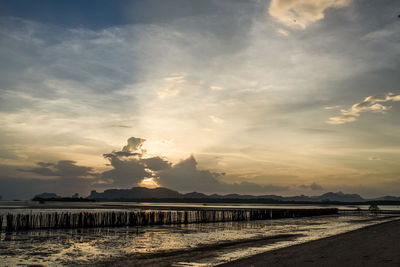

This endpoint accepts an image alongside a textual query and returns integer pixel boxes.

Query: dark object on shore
[0,208,338,232]
[369,204,380,214]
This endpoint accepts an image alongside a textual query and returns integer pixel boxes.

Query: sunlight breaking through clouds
[268,0,352,29]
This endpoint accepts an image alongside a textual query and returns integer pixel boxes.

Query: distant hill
[85,187,397,203]
[88,187,181,200]
[34,192,61,199]
[35,187,400,204]
[372,196,400,201]
[312,192,365,202]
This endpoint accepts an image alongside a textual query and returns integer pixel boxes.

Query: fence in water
[0,208,337,231]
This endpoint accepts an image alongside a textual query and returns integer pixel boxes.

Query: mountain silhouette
[76,187,400,203]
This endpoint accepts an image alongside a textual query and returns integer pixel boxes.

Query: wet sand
[219,219,400,267]
[80,234,301,267]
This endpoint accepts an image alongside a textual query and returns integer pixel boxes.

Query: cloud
[210,85,223,91]
[122,137,146,153]
[157,155,219,191]
[327,92,400,124]
[100,137,171,188]
[19,160,95,179]
[14,161,99,198]
[0,176,87,200]
[101,156,151,188]
[268,0,351,29]
[209,115,224,124]
[276,28,290,36]
[157,154,288,194]
[299,182,324,191]
[111,124,132,128]
[157,73,186,98]
[368,156,380,161]
[141,156,172,171]
[324,105,341,110]
[98,137,289,194]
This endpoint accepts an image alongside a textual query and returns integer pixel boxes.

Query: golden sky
[0,0,399,199]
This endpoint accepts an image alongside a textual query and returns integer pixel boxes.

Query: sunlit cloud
[164,73,186,83]
[268,0,352,29]
[209,115,224,124]
[139,177,160,188]
[327,92,400,124]
[157,73,186,98]
[368,156,380,161]
[210,85,223,91]
[324,105,341,110]
[157,86,180,98]
[277,28,290,36]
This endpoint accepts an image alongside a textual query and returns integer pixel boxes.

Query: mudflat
[219,218,400,267]
[82,234,300,267]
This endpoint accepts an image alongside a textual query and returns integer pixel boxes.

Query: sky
[0,0,399,199]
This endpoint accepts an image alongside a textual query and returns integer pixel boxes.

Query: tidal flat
[0,204,399,266]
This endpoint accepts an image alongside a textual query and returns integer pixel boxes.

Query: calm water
[1,200,400,213]
[0,202,399,266]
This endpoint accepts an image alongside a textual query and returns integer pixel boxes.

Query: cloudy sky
[0,0,399,199]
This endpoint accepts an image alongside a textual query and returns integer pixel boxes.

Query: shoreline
[77,216,400,267]
[219,218,400,267]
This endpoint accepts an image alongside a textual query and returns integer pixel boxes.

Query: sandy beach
[219,219,400,267]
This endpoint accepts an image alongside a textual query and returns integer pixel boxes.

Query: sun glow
[139,177,160,189]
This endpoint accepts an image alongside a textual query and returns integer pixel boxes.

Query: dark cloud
[99,137,287,194]
[19,160,95,178]
[100,137,171,187]
[157,155,219,191]
[157,155,288,194]
[141,156,171,171]
[299,183,324,191]
[6,161,101,199]
[102,137,147,162]
[222,182,289,194]
[101,156,150,188]
[103,151,141,158]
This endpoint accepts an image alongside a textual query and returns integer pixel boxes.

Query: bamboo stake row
[0,208,338,232]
